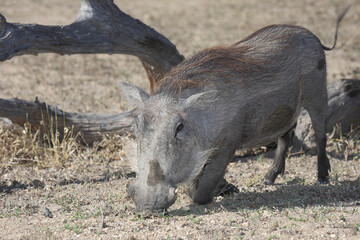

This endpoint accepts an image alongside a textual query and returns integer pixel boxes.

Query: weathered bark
[293,79,360,151]
[326,79,360,132]
[0,0,185,143]
[0,98,134,144]
[0,0,184,90]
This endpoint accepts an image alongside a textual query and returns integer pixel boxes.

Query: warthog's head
[120,81,216,212]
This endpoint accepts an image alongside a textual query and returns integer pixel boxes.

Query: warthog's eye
[175,123,184,138]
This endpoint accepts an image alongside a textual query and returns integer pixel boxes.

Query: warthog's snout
[127,181,177,213]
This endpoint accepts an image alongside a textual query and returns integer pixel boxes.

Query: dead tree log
[0,98,134,144]
[326,79,360,132]
[0,0,184,144]
[0,0,184,90]
[293,78,360,151]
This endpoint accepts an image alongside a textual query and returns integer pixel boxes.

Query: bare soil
[1,0,360,239]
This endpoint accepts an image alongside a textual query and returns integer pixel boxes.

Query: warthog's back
[154,25,323,98]
[153,25,325,148]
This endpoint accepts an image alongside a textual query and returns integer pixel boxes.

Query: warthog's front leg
[188,149,235,204]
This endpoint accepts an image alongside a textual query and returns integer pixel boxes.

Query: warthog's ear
[184,90,219,108]
[119,81,150,108]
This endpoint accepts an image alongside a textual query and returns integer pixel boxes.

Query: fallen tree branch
[326,78,360,132]
[293,78,360,151]
[0,0,184,90]
[0,98,134,144]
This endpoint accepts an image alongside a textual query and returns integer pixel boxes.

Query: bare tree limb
[0,98,134,144]
[0,0,184,89]
[293,78,360,151]
[0,0,185,143]
[326,78,360,132]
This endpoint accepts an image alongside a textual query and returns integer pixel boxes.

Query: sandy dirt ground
[0,0,360,239]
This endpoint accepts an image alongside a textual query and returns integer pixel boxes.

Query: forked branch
[0,0,184,89]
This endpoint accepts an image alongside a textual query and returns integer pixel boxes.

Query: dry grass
[327,124,360,161]
[1,0,360,239]
[0,118,129,169]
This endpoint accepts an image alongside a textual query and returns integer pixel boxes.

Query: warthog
[120,8,350,212]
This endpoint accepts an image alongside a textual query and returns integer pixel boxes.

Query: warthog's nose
[127,181,177,212]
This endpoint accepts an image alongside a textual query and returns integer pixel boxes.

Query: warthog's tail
[322,5,351,51]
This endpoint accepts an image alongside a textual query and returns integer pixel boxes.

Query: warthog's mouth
[135,208,169,216]
[127,182,177,213]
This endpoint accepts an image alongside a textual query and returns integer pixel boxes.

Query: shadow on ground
[171,179,360,217]
[0,170,136,194]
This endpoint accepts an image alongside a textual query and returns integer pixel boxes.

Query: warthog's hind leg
[263,129,293,185]
[306,107,330,183]
[302,68,331,184]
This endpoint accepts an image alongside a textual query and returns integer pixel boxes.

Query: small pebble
[42,207,53,218]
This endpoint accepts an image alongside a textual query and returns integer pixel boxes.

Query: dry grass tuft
[0,120,80,168]
[0,118,129,169]
[0,119,38,166]
[327,124,360,161]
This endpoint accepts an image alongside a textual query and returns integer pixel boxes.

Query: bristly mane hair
[152,43,266,96]
[152,25,309,97]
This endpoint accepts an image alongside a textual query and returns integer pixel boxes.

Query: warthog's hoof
[317,176,329,184]
[135,209,170,218]
[215,180,239,197]
[263,179,275,185]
